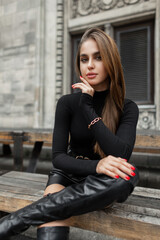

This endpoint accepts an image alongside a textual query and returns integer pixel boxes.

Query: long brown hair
[75,28,125,158]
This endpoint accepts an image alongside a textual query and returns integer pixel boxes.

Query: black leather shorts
[46,168,86,188]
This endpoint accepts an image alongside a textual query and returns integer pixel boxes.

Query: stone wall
[0,0,57,128]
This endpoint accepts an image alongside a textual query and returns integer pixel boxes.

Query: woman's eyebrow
[94,51,100,55]
[80,51,100,57]
[80,54,87,57]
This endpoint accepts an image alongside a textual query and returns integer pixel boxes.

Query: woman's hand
[96,155,136,181]
[72,76,95,97]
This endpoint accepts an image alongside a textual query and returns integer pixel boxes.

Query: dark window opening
[115,20,154,104]
[71,34,82,92]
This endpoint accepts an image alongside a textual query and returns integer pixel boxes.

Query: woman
[0,28,139,239]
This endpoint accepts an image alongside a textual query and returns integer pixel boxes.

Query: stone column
[104,23,114,38]
[43,0,57,128]
[63,0,71,95]
[55,0,64,102]
[34,0,45,128]
[155,0,160,129]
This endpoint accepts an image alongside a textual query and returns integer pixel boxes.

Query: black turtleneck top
[52,90,139,176]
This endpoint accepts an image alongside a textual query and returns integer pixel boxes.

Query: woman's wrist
[79,93,100,126]
[79,93,93,108]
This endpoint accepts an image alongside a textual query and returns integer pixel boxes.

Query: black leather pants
[0,168,139,239]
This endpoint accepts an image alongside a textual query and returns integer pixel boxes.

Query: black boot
[37,226,69,240]
[0,168,139,239]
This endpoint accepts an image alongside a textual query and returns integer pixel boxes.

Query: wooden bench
[0,128,160,173]
[0,171,160,240]
[0,128,52,172]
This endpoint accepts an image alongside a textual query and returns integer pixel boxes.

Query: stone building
[0,0,160,131]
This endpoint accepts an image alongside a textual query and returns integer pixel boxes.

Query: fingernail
[131,166,135,170]
[115,175,119,179]
[131,172,136,176]
[124,159,127,162]
[125,176,130,180]
[72,85,75,88]
[80,76,82,78]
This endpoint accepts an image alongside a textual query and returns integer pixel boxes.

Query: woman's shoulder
[124,98,138,108]
[57,92,81,108]
[123,98,139,115]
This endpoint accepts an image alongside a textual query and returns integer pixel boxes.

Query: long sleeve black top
[52,90,139,177]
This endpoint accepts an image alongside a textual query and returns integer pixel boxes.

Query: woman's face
[80,38,108,91]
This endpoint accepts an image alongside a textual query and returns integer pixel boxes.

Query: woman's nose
[88,58,94,69]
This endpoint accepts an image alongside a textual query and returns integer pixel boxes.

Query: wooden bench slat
[0,177,46,190]
[69,210,160,240]
[24,132,52,143]
[132,186,160,199]
[114,201,160,219]
[0,194,41,212]
[0,184,43,196]
[135,134,160,148]
[0,191,43,201]
[4,171,48,182]
[133,147,160,154]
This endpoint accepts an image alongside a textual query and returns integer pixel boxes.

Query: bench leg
[13,135,23,171]
[0,168,139,238]
[26,141,43,173]
[2,144,12,156]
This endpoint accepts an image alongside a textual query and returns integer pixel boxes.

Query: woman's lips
[86,73,97,79]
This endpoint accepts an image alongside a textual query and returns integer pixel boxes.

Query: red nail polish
[115,175,119,179]
[80,76,82,78]
[124,159,127,162]
[131,166,135,170]
[125,176,130,180]
[131,172,136,176]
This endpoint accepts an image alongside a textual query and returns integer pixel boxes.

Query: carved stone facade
[138,110,156,129]
[70,0,150,18]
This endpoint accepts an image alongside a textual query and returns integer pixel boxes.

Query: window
[71,34,82,89]
[115,20,154,104]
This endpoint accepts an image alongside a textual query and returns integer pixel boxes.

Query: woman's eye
[96,55,102,60]
[80,58,88,62]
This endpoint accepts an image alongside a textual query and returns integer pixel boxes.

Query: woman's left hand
[72,76,95,97]
[96,155,136,181]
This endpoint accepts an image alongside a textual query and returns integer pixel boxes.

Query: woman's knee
[43,184,65,197]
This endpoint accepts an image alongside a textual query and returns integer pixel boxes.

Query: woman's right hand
[96,155,136,181]
[72,76,95,97]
